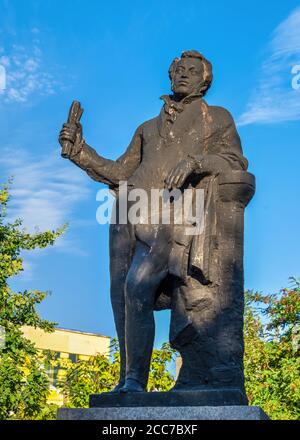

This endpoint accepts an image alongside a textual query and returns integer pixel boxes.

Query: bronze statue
[59,50,255,404]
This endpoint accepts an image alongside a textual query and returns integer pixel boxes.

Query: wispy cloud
[17,260,35,282]
[0,28,68,103]
[238,7,300,126]
[0,147,91,254]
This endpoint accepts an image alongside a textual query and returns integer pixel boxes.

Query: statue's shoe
[119,378,146,393]
[108,381,125,393]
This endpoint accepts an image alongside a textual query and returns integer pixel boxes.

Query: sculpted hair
[169,50,213,97]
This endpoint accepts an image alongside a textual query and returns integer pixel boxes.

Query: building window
[69,353,78,363]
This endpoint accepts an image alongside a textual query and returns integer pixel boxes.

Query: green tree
[59,339,177,408]
[0,182,65,419]
[244,278,300,420]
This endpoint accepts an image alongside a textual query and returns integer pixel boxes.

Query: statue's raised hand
[59,122,83,159]
[59,100,84,160]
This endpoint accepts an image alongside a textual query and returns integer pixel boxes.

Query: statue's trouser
[109,223,133,388]
[110,222,173,389]
[124,229,172,388]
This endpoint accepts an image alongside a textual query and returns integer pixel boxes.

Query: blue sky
[0,0,300,349]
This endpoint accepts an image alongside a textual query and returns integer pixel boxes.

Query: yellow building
[175,356,182,379]
[22,326,110,406]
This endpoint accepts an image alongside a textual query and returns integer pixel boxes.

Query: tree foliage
[0,182,65,419]
[244,278,300,420]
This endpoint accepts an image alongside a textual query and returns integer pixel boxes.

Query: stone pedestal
[57,406,268,420]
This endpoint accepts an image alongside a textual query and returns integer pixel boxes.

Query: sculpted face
[172,57,204,98]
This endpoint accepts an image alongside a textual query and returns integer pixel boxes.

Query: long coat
[72,95,248,292]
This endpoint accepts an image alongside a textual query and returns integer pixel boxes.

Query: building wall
[22,326,111,406]
[175,356,182,379]
[22,326,110,357]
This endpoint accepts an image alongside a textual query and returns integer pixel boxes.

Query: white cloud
[0,147,92,255]
[31,28,40,35]
[0,36,66,103]
[238,7,300,126]
[17,260,35,282]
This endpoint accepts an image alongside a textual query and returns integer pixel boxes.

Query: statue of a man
[59,50,254,401]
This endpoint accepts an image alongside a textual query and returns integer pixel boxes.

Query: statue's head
[169,50,213,99]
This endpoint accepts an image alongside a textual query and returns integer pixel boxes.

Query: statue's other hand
[59,122,83,159]
[165,157,198,189]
